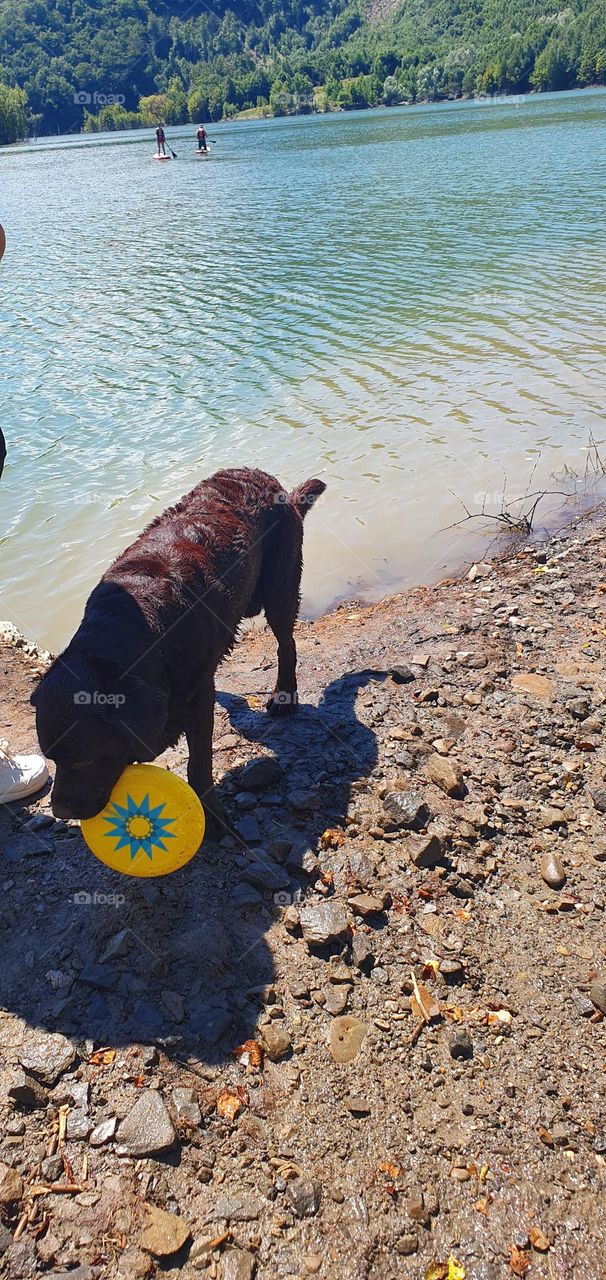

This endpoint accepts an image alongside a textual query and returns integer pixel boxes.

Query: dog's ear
[100,676,168,761]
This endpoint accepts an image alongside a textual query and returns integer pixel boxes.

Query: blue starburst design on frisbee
[102,792,177,861]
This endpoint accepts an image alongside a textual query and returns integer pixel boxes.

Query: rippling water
[1,89,605,652]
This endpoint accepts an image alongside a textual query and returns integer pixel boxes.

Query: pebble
[116,1089,177,1156]
[299,901,348,945]
[406,831,445,869]
[427,753,466,798]
[348,892,386,917]
[540,851,566,889]
[343,1095,371,1115]
[261,1023,292,1060]
[139,1205,191,1257]
[89,1116,117,1146]
[449,1027,473,1060]
[287,1178,321,1217]
[383,790,429,829]
[241,861,290,892]
[8,1070,47,1108]
[220,1249,257,1280]
[212,1191,263,1222]
[395,1234,418,1255]
[0,1162,24,1203]
[19,1030,76,1086]
[172,1087,202,1125]
[240,757,283,789]
[351,934,374,969]
[589,978,606,1017]
[390,665,415,683]
[291,789,322,811]
[329,1016,368,1064]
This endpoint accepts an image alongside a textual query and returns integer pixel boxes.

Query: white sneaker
[0,740,49,803]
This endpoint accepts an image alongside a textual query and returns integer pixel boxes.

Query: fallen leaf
[378,1160,402,1180]
[216,1091,243,1122]
[133,1074,146,1087]
[509,1244,531,1276]
[421,960,441,980]
[426,1258,466,1280]
[529,1226,550,1252]
[232,1040,263,1071]
[89,1048,116,1066]
[320,869,334,887]
[538,1125,555,1147]
[319,829,345,851]
[474,1195,492,1215]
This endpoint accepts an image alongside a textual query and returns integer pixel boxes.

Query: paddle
[166,140,178,158]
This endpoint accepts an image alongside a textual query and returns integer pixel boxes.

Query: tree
[0,82,27,144]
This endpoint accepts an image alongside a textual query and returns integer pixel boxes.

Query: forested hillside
[0,0,605,141]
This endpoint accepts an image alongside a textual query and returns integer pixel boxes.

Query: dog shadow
[0,670,380,1072]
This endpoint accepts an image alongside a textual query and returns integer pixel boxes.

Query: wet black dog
[32,467,325,832]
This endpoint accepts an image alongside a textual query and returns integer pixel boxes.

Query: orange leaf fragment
[319,829,345,851]
[509,1244,530,1276]
[232,1040,263,1071]
[216,1091,243,1122]
[89,1048,116,1066]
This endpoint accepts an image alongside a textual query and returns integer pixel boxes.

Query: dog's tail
[289,477,326,518]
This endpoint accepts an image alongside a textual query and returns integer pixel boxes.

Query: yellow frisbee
[81,764,205,877]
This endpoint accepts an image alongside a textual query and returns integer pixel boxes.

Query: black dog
[32,467,325,832]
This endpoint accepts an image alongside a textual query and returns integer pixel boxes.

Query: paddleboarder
[156,123,167,156]
[196,125,208,153]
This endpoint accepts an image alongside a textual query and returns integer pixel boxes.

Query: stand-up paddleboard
[194,149,211,157]
[153,153,171,161]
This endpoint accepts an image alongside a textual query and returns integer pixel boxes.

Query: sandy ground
[0,505,605,1280]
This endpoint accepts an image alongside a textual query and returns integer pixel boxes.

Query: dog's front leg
[184,679,227,839]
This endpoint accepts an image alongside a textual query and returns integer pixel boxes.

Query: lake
[1,89,605,653]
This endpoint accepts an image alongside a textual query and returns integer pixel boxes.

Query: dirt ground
[0,506,605,1280]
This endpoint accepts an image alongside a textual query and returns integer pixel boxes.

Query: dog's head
[31,656,168,820]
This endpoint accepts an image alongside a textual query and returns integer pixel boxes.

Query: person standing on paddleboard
[196,125,208,153]
[156,123,167,156]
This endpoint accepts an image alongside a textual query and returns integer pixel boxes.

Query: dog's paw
[266,691,299,716]
[202,795,229,841]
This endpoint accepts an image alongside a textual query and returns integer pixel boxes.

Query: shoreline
[4,83,604,149]
[1,502,605,1277]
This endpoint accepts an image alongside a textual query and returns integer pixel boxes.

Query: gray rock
[89,1116,117,1146]
[299,901,348,946]
[288,1178,321,1217]
[390,665,415,684]
[212,1192,263,1222]
[383,790,429,829]
[19,1030,76,1086]
[589,979,606,1017]
[351,934,374,970]
[235,815,261,843]
[449,1027,473,1060]
[240,757,283,789]
[100,929,133,961]
[8,1070,48,1108]
[220,1249,257,1280]
[291,789,322,811]
[241,861,290,892]
[116,1089,177,1156]
[172,1087,202,1126]
[78,963,119,990]
[590,787,606,813]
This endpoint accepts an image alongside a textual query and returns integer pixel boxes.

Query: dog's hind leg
[262,541,302,715]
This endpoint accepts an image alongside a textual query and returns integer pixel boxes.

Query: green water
[1,89,605,652]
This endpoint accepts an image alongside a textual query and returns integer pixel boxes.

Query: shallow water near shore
[1,88,605,652]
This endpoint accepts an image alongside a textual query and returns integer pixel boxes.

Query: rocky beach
[1,504,605,1280]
